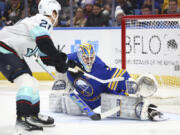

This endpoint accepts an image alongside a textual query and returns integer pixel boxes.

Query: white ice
[1,80,180,135]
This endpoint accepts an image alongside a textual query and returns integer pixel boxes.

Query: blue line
[53,27,121,30]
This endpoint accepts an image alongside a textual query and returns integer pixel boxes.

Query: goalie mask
[38,0,61,25]
[77,43,95,72]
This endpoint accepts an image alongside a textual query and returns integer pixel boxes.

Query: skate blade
[43,124,56,127]
[33,123,56,127]
[153,115,169,122]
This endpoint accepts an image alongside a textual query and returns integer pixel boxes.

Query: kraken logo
[25,46,47,57]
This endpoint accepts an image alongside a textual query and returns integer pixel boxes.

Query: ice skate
[15,116,43,135]
[149,110,169,121]
[148,104,169,121]
[30,114,55,127]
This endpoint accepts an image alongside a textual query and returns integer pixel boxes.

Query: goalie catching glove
[67,60,84,79]
[136,74,158,97]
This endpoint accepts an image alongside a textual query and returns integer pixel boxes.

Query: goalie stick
[68,67,124,83]
[35,58,121,120]
[35,58,124,83]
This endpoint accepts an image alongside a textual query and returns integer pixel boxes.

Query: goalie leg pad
[50,72,84,115]
[49,90,64,113]
[61,93,84,115]
[101,93,150,120]
[49,91,84,115]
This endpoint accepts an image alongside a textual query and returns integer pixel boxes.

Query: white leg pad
[49,90,65,113]
[61,93,84,115]
[101,93,150,120]
[50,72,86,115]
[49,91,84,115]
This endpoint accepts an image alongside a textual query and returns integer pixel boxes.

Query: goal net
[121,14,180,107]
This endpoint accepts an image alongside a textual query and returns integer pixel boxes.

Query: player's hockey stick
[68,67,124,83]
[35,58,121,120]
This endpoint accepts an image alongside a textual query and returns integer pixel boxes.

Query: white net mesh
[123,16,180,87]
[122,15,180,107]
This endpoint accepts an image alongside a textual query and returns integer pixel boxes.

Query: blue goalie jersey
[67,52,130,109]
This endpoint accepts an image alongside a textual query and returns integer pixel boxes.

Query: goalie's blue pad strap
[69,92,96,117]
[16,86,33,102]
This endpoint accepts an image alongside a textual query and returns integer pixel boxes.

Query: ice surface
[0,80,180,135]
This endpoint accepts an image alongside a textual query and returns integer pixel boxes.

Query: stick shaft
[35,59,56,80]
[68,67,124,83]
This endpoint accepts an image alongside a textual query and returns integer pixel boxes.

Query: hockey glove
[68,60,84,79]
[40,52,68,73]
[55,52,69,73]
[40,56,52,65]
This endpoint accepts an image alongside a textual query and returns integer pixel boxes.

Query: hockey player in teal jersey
[0,0,74,134]
[66,42,130,109]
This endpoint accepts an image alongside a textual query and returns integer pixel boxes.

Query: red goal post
[121,14,180,87]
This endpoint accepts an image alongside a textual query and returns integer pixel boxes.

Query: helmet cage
[77,43,95,72]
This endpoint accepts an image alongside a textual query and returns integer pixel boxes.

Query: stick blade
[90,113,101,120]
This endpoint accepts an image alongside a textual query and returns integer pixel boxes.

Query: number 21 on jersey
[40,19,52,30]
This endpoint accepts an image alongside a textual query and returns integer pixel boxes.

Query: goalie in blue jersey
[50,42,166,121]
[67,42,130,109]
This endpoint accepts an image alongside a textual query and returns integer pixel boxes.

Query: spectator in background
[114,6,125,26]
[162,0,180,13]
[20,6,31,19]
[30,0,40,15]
[102,3,111,17]
[66,7,87,27]
[129,0,138,10]
[83,2,94,19]
[137,0,163,14]
[94,0,105,6]
[141,4,152,15]
[4,0,24,25]
[104,0,113,5]
[57,0,67,7]
[58,0,78,26]
[116,0,134,15]
[81,0,95,6]
[164,0,180,14]
[102,3,112,26]
[0,0,6,27]
[85,3,109,27]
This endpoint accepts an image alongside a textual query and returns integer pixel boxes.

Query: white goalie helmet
[38,0,61,24]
